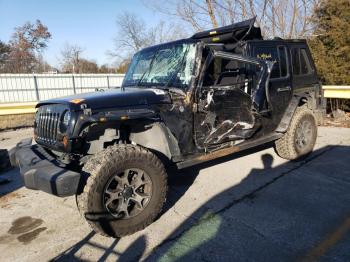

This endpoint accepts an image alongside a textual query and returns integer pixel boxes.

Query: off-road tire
[275,106,317,160]
[76,144,167,237]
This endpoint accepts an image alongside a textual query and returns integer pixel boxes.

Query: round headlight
[60,111,71,133]
[63,111,71,126]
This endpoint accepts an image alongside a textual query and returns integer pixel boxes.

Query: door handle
[277,86,291,92]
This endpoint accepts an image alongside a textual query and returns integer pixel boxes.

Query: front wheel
[275,106,317,160]
[76,144,167,237]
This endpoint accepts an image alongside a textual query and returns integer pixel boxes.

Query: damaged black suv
[10,18,324,237]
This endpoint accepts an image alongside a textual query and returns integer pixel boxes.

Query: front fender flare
[129,122,181,160]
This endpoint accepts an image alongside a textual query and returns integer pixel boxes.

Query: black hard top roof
[246,39,308,44]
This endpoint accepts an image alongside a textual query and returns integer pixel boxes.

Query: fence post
[33,75,40,101]
[106,75,110,89]
[72,74,76,94]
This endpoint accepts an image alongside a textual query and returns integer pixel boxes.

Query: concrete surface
[0,127,350,262]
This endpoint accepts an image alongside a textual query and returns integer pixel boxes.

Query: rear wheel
[275,106,317,160]
[76,144,167,237]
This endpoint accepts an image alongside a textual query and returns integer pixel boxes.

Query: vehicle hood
[36,87,172,110]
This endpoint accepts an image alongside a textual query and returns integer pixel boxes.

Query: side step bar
[176,133,283,169]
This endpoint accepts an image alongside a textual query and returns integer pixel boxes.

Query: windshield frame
[122,39,199,91]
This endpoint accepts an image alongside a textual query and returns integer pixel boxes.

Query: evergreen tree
[309,0,350,85]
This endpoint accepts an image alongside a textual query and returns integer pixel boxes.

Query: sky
[0,0,167,68]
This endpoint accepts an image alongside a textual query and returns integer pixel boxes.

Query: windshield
[122,42,197,89]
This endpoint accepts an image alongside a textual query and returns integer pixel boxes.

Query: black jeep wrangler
[10,18,323,237]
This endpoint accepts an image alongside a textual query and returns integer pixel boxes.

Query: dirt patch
[0,192,22,208]
[323,116,350,128]
[0,114,34,131]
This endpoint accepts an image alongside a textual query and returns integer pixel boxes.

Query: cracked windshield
[122,43,196,89]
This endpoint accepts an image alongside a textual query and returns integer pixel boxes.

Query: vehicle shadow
[0,148,17,195]
[163,142,274,215]
[145,145,350,261]
[51,231,126,262]
[51,232,147,262]
[0,167,23,197]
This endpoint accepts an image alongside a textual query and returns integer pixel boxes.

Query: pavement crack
[172,206,186,218]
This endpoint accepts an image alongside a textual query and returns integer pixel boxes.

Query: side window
[291,48,301,75]
[300,48,313,75]
[254,46,288,79]
[203,57,247,87]
[278,46,288,77]
[254,46,280,78]
[202,56,259,95]
[292,47,313,75]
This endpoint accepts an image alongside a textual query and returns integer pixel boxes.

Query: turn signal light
[63,136,69,149]
[70,98,85,104]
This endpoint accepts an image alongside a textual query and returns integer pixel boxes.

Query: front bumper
[9,139,81,197]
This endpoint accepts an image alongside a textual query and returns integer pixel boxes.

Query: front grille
[35,105,66,145]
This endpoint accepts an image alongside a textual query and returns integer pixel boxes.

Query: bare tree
[144,0,320,38]
[60,43,84,73]
[78,58,99,73]
[99,64,117,73]
[111,12,187,64]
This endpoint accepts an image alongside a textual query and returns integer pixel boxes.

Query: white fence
[0,74,125,103]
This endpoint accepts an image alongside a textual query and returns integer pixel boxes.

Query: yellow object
[120,116,129,120]
[209,31,217,35]
[323,85,350,99]
[70,98,85,104]
[0,102,37,115]
[99,117,107,122]
[62,135,69,149]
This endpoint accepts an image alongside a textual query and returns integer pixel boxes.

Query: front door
[194,51,272,150]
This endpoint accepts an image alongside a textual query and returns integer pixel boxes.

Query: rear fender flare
[275,93,315,133]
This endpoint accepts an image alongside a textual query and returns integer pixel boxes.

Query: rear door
[248,42,292,130]
[288,43,319,91]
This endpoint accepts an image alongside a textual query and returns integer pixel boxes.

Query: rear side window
[291,47,313,75]
[300,48,313,74]
[254,45,288,79]
[278,46,288,77]
[292,48,300,75]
